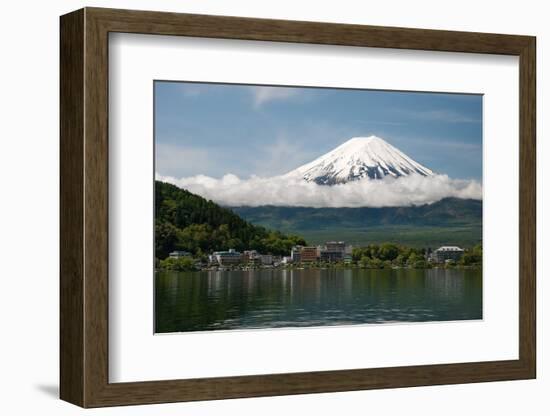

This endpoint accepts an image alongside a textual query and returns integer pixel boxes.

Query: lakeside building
[242,250,275,265]
[260,254,274,265]
[320,250,343,262]
[206,249,280,268]
[299,246,320,262]
[211,249,242,266]
[325,241,347,253]
[180,241,469,270]
[169,250,191,259]
[320,241,349,262]
[291,241,353,264]
[291,246,302,263]
[431,246,465,263]
[242,250,261,265]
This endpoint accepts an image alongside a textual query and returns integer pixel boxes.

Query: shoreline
[156,263,482,273]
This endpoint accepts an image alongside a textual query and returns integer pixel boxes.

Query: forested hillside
[155,181,306,259]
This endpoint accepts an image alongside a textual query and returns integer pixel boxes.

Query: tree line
[352,243,482,269]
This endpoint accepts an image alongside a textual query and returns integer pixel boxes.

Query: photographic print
[154,82,483,333]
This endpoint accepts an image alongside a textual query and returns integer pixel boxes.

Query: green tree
[445,259,456,268]
[407,252,419,267]
[155,221,179,259]
[359,255,370,268]
[459,244,482,266]
[366,244,380,259]
[352,247,366,262]
[366,257,384,269]
[472,244,483,256]
[413,259,430,269]
[159,257,197,271]
[393,254,406,267]
[379,243,399,261]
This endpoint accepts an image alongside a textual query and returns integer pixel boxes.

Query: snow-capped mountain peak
[285,135,434,185]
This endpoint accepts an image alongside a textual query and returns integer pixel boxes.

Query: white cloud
[252,86,298,108]
[156,172,482,208]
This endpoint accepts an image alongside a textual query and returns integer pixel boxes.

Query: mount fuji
[284,135,434,185]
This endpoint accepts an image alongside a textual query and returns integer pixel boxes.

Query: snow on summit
[285,136,434,185]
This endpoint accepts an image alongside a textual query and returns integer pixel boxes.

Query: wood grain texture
[59,7,537,408]
[88,7,532,54]
[518,38,536,375]
[59,8,84,407]
[83,10,110,406]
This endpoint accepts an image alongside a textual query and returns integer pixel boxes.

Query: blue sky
[155,81,482,181]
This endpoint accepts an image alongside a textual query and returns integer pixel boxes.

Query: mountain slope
[284,135,434,185]
[155,181,306,259]
[231,198,482,247]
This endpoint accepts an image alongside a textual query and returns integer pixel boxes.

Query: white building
[291,246,302,262]
[282,256,293,265]
[211,249,242,266]
[431,246,464,263]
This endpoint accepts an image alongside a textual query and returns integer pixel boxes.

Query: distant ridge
[232,197,482,247]
[232,197,481,229]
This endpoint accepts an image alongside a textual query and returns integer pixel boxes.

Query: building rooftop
[435,246,464,252]
[213,250,241,256]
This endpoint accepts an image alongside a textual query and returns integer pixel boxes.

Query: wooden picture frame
[60,7,536,408]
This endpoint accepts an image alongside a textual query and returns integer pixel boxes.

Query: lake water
[155,268,482,333]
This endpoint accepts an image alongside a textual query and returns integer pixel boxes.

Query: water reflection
[155,268,482,333]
